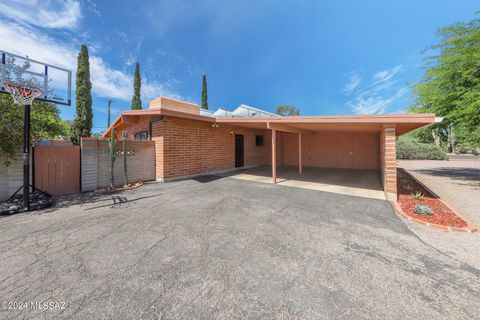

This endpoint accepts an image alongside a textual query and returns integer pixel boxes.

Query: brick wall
[81,138,156,190]
[380,126,397,200]
[157,116,267,180]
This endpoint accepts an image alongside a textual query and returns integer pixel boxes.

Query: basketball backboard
[0,50,71,106]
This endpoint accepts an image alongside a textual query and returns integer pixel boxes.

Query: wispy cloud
[348,88,408,114]
[86,0,102,20]
[0,20,181,102]
[345,65,408,114]
[0,0,81,29]
[372,65,403,85]
[343,73,361,95]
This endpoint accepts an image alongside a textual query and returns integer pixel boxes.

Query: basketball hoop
[2,81,44,106]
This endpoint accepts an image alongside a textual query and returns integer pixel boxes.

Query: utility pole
[107,99,113,128]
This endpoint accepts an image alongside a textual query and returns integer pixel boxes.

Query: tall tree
[71,44,93,145]
[201,74,208,110]
[131,62,142,110]
[276,105,300,116]
[411,14,480,148]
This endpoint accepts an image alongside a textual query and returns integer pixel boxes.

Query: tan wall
[269,131,379,170]
[0,149,32,201]
[81,138,156,191]
[380,126,397,199]
[149,96,200,114]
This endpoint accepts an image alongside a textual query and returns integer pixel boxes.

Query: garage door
[308,132,379,170]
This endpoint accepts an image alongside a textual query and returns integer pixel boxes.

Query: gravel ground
[398,160,480,269]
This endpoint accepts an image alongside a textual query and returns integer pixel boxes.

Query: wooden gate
[34,145,80,196]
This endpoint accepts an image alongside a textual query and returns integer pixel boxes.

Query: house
[103,96,437,200]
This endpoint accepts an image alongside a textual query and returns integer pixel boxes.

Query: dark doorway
[235,134,244,168]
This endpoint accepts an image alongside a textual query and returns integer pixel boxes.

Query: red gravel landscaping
[397,169,467,228]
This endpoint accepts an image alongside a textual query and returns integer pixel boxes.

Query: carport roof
[215,113,437,135]
[104,106,436,137]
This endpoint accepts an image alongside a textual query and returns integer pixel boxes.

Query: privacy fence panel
[34,145,81,196]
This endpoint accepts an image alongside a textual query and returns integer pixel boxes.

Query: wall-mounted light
[229,131,234,135]
[212,123,220,128]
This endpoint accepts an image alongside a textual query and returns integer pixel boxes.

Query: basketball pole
[23,104,31,211]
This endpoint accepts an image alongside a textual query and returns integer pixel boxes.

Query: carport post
[298,132,302,174]
[272,129,277,184]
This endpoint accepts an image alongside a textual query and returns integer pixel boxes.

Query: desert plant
[414,204,433,215]
[122,131,128,187]
[412,191,425,200]
[108,128,117,189]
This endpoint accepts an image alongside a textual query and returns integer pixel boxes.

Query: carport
[216,114,437,200]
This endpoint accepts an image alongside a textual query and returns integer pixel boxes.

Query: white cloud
[0,0,82,29]
[0,20,181,102]
[348,88,408,114]
[343,73,361,95]
[346,65,407,114]
[372,65,403,85]
[86,0,102,20]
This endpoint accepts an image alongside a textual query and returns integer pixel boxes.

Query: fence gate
[34,145,80,196]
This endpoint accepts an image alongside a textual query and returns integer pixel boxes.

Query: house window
[134,131,149,140]
[255,135,264,146]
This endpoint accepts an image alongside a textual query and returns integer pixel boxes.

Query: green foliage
[0,94,68,166]
[108,128,117,188]
[414,204,433,215]
[71,44,93,145]
[411,191,425,201]
[396,137,448,160]
[131,63,142,110]
[411,14,480,148]
[201,74,208,110]
[276,105,300,116]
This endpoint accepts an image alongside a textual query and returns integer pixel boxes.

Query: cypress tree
[131,62,142,110]
[71,44,93,144]
[201,74,208,110]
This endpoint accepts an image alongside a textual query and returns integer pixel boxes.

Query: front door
[235,134,244,168]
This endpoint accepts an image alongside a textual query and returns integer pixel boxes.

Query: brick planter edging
[392,169,478,233]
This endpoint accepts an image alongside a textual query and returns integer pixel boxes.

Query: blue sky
[0,1,478,133]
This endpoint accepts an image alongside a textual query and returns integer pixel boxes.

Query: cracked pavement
[0,176,479,319]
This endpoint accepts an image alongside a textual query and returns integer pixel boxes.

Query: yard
[0,175,479,319]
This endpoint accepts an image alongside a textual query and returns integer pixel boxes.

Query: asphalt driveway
[0,176,479,319]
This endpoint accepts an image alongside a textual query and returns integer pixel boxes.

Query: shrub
[414,204,433,215]
[396,138,447,160]
[411,191,425,200]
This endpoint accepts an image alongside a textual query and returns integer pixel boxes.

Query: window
[134,131,149,140]
[255,135,264,146]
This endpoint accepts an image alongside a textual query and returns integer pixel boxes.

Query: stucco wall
[0,149,31,201]
[268,131,379,170]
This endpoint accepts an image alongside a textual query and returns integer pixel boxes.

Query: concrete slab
[224,165,386,200]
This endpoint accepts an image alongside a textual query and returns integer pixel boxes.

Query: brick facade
[109,115,267,181]
[380,125,397,200]
[103,97,431,199]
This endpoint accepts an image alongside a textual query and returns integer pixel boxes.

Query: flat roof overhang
[214,113,436,135]
[103,109,436,138]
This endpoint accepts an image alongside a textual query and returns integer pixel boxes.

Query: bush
[414,204,433,215]
[396,138,447,160]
